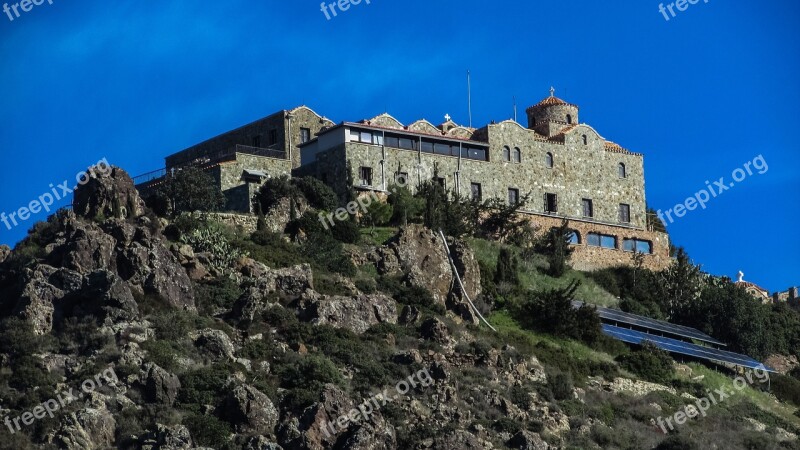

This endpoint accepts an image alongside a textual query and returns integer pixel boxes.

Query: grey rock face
[299,291,397,334]
[72,165,146,220]
[144,363,181,406]
[225,384,279,435]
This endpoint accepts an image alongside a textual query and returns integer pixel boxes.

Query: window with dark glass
[300,128,311,143]
[582,134,588,145]
[252,135,261,147]
[385,136,399,148]
[566,114,573,124]
[421,141,434,153]
[471,183,482,201]
[619,203,631,223]
[503,146,511,161]
[513,147,521,163]
[623,239,653,254]
[544,193,558,213]
[434,143,450,155]
[588,233,617,249]
[619,163,627,178]
[399,138,414,150]
[545,152,554,168]
[435,177,445,188]
[508,188,520,205]
[359,167,373,186]
[269,130,278,145]
[582,198,593,218]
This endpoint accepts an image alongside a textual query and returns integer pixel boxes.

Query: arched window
[566,114,573,124]
[582,134,588,145]
[512,147,521,163]
[568,230,581,245]
[545,152,554,168]
[503,146,511,161]
[618,163,627,178]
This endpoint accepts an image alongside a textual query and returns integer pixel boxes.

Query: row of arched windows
[502,146,628,177]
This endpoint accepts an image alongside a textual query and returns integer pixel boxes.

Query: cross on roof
[444,113,451,122]
[550,86,555,97]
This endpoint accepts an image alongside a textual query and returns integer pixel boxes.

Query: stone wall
[219,155,293,212]
[527,214,672,272]
[202,212,260,234]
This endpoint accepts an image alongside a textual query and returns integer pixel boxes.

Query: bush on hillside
[616,341,674,384]
[149,167,226,216]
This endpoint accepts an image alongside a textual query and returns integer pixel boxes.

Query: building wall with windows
[298,94,669,270]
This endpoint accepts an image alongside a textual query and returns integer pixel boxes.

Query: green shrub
[616,341,674,384]
[194,277,243,315]
[181,226,247,273]
[377,276,444,315]
[178,364,236,411]
[655,435,699,450]
[152,167,226,216]
[296,176,339,211]
[141,340,181,372]
[549,371,574,401]
[330,217,361,244]
[183,413,232,449]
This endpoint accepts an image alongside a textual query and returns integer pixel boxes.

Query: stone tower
[526,87,580,137]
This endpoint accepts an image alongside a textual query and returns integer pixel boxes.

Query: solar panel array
[572,301,726,346]
[602,324,774,372]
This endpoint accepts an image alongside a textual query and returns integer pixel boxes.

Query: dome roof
[535,95,570,107]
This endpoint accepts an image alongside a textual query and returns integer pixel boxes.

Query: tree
[516,280,601,343]
[362,201,393,235]
[536,219,574,277]
[494,248,520,286]
[657,247,702,320]
[387,184,421,225]
[153,167,226,216]
[479,195,531,243]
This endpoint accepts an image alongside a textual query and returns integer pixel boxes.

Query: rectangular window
[385,136,399,148]
[350,129,361,141]
[601,235,617,249]
[359,167,373,186]
[399,138,414,150]
[268,130,278,145]
[589,233,617,249]
[619,203,631,223]
[582,198,593,218]
[471,183,482,201]
[421,141,434,153]
[300,128,311,144]
[360,131,373,143]
[509,188,520,206]
[252,135,261,147]
[545,193,558,213]
[623,238,653,254]
[434,143,450,155]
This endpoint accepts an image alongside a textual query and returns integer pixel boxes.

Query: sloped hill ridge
[0,166,796,450]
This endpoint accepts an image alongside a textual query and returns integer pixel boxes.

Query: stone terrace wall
[527,214,672,272]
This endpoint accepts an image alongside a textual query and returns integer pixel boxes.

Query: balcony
[134,144,287,187]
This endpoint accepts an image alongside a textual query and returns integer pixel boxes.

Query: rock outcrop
[224,384,279,435]
[72,165,146,220]
[299,291,397,334]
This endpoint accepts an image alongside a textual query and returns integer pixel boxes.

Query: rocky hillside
[0,167,797,450]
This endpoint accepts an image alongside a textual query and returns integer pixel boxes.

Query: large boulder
[189,328,236,361]
[138,423,194,450]
[73,165,146,220]
[278,384,355,449]
[0,244,11,264]
[224,384,279,435]
[13,265,136,335]
[50,407,116,450]
[143,363,181,406]
[375,225,481,321]
[508,430,549,450]
[299,291,397,334]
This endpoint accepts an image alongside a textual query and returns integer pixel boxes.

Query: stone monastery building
[135,91,671,271]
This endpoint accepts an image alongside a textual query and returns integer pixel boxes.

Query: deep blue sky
[1,1,798,291]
